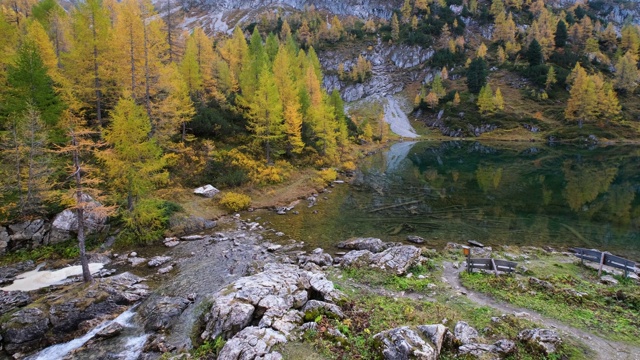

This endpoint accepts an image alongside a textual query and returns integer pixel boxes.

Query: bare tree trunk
[167,0,173,63]
[129,25,136,96]
[92,13,103,127]
[72,133,93,283]
[143,19,151,120]
[11,118,23,211]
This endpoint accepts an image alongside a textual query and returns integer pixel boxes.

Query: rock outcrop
[374,326,437,360]
[141,296,191,332]
[340,244,422,275]
[517,328,561,355]
[201,263,343,359]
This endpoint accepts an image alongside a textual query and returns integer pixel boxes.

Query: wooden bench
[467,258,517,275]
[573,248,637,277]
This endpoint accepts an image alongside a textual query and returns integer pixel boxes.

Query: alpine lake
[255,141,640,260]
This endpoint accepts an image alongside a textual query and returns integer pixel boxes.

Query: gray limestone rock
[337,237,387,253]
[302,300,345,320]
[517,328,561,355]
[373,326,437,360]
[141,296,191,332]
[454,321,479,345]
[417,324,454,354]
[217,327,287,360]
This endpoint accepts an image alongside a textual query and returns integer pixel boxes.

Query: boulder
[49,195,107,244]
[128,257,147,267]
[454,321,478,345]
[340,250,373,267]
[298,248,333,267]
[337,237,387,253]
[1,307,50,354]
[418,324,454,354]
[529,277,554,291]
[8,219,47,248]
[0,226,9,255]
[144,334,177,353]
[95,322,124,339]
[600,275,618,285]
[193,185,220,198]
[373,327,437,360]
[141,296,191,332]
[169,215,217,234]
[0,261,35,285]
[201,263,342,343]
[148,256,172,267]
[406,235,425,244]
[370,245,422,275]
[458,339,515,357]
[217,327,286,360]
[517,329,561,355]
[302,300,345,320]
[0,291,31,316]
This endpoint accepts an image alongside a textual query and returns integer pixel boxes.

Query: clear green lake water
[256,141,640,260]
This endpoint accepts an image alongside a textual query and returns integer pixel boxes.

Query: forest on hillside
[1,0,640,245]
[0,0,369,245]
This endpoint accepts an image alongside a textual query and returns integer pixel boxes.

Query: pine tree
[614,51,639,93]
[621,24,640,57]
[66,0,113,126]
[98,97,168,210]
[280,19,292,41]
[425,91,439,108]
[273,44,304,155]
[415,0,429,14]
[555,20,568,48]
[494,87,504,110]
[4,41,64,130]
[180,35,204,97]
[565,62,591,127]
[155,63,195,143]
[401,0,412,23]
[56,111,112,282]
[441,67,449,80]
[466,57,488,94]
[246,65,285,164]
[297,20,313,48]
[477,84,496,114]
[391,13,400,41]
[527,39,544,66]
[431,75,446,98]
[490,0,505,18]
[476,43,488,58]
[453,91,461,106]
[545,66,557,90]
[599,82,621,124]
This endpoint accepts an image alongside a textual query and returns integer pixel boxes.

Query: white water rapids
[0,263,104,292]
[27,307,146,360]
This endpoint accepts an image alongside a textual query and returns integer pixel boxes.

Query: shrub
[118,198,172,245]
[219,192,251,212]
[341,161,356,172]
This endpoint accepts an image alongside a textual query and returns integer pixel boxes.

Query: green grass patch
[460,266,640,345]
[340,263,435,292]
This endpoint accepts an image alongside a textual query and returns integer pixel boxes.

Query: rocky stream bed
[0,213,638,360]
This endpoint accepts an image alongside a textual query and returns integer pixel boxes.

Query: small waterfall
[27,307,141,360]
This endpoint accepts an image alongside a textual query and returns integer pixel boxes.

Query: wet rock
[418,324,454,354]
[373,326,437,360]
[406,235,425,244]
[163,237,180,248]
[157,265,174,275]
[144,334,177,353]
[302,300,345,320]
[95,322,124,339]
[193,184,220,198]
[128,257,147,267]
[0,291,31,316]
[141,296,191,332]
[217,327,286,360]
[517,328,561,355]
[180,235,206,241]
[1,307,50,354]
[454,321,478,345]
[298,248,333,267]
[148,256,172,267]
[338,237,387,253]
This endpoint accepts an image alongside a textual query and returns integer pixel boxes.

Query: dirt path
[442,262,640,360]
